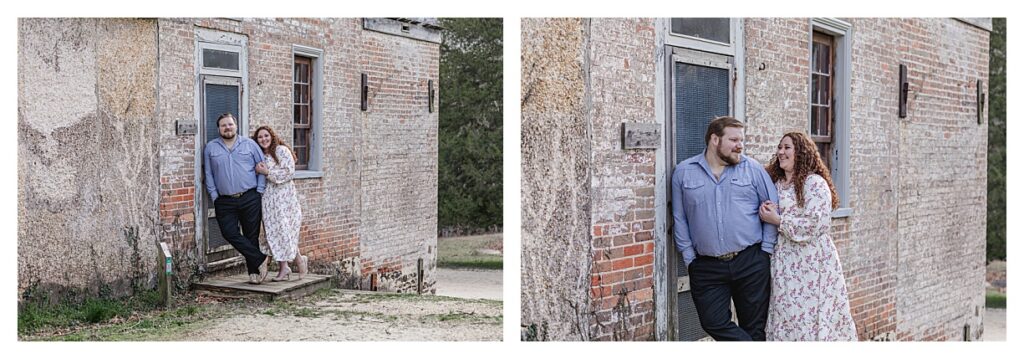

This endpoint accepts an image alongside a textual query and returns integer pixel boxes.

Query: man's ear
[709,134,719,148]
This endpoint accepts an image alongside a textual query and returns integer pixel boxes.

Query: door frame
[654,18,745,341]
[199,75,246,259]
[192,27,249,274]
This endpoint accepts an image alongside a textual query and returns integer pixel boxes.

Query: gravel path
[434,268,503,300]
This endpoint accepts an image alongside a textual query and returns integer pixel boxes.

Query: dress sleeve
[779,175,831,243]
[267,146,295,184]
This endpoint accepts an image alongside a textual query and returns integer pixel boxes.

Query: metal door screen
[673,59,731,341]
[203,82,240,253]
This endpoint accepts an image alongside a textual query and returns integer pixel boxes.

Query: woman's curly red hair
[765,132,839,210]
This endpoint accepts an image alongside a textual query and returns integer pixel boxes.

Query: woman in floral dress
[758,132,857,341]
[252,126,307,281]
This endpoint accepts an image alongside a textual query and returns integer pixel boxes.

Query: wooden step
[192,272,332,301]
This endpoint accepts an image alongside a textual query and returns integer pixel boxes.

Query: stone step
[193,272,332,301]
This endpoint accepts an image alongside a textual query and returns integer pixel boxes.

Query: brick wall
[521,17,989,342]
[154,18,438,292]
[358,28,440,293]
[586,18,658,341]
[891,18,988,341]
[843,17,903,340]
[742,17,988,341]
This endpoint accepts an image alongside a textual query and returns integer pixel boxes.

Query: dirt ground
[984,308,1006,341]
[170,290,502,341]
[435,268,503,300]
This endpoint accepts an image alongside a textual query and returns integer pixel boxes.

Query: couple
[203,113,307,284]
[672,116,857,341]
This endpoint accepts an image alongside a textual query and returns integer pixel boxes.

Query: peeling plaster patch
[19,18,97,135]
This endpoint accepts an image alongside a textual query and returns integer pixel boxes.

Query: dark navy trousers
[688,244,771,341]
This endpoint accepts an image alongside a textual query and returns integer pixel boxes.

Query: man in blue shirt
[671,116,779,341]
[204,113,269,284]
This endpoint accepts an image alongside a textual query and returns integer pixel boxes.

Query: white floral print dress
[262,146,302,261]
[766,174,858,341]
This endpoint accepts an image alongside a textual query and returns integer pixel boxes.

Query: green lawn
[437,233,503,270]
[987,291,1006,309]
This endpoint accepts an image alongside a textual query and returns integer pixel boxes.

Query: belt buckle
[717,252,738,261]
[228,191,244,198]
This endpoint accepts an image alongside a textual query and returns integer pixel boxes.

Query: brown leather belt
[224,188,253,198]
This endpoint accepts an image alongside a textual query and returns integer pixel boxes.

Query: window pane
[818,106,831,136]
[817,142,831,169]
[202,49,239,71]
[297,148,307,167]
[671,18,731,44]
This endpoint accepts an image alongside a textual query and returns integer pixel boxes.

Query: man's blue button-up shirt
[204,137,266,202]
[671,153,779,267]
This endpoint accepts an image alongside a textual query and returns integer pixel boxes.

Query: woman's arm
[266,146,295,184]
[778,175,832,243]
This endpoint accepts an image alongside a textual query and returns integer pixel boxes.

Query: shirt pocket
[233,148,254,167]
[682,180,707,209]
[730,177,759,209]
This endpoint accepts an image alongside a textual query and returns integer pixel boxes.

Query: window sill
[831,207,852,219]
[294,170,323,180]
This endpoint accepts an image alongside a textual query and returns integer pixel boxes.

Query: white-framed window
[292,45,324,179]
[664,18,745,122]
[667,18,741,56]
[810,18,852,218]
[195,28,249,135]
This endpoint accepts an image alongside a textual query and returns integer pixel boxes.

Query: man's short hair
[704,116,745,145]
[217,113,236,127]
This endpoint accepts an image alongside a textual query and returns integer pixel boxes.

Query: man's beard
[220,131,236,140]
[717,146,741,165]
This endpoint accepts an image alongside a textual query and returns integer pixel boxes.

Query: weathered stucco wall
[520,18,594,341]
[18,18,160,304]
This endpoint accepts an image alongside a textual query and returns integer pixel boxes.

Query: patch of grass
[437,234,503,270]
[18,293,151,335]
[293,307,320,318]
[987,291,1006,309]
[26,302,212,341]
[420,311,502,324]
